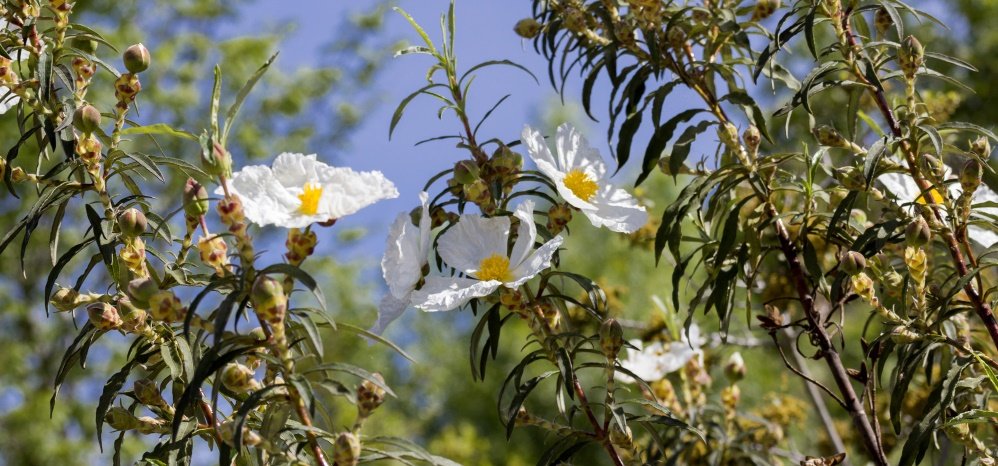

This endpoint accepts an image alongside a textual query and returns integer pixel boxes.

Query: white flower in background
[0,20,34,115]
[218,152,398,229]
[411,200,563,312]
[371,192,433,335]
[521,123,648,233]
[616,323,706,384]
[878,169,998,247]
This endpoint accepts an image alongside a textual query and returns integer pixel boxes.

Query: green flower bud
[724,351,746,382]
[839,251,866,276]
[201,140,232,178]
[752,0,779,21]
[499,287,524,310]
[105,407,139,431]
[898,36,924,79]
[462,179,491,205]
[70,37,99,54]
[813,125,847,148]
[905,217,932,247]
[183,178,210,217]
[135,416,165,435]
[609,423,634,450]
[248,326,267,342]
[357,373,387,418]
[148,290,186,322]
[599,318,624,360]
[890,326,922,344]
[834,166,866,191]
[126,278,158,307]
[118,208,147,239]
[334,432,362,466]
[430,207,449,228]
[874,7,893,36]
[221,363,259,393]
[960,159,983,192]
[73,104,102,135]
[742,125,761,151]
[122,43,150,74]
[514,18,542,39]
[251,275,287,325]
[118,297,148,333]
[492,146,523,176]
[970,136,991,158]
[87,302,122,330]
[717,122,740,150]
[452,159,481,185]
[50,287,81,312]
[133,379,165,407]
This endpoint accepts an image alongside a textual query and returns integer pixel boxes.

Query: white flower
[521,123,648,233]
[0,20,32,115]
[878,169,998,247]
[218,152,398,228]
[411,200,563,312]
[616,323,705,384]
[371,192,433,335]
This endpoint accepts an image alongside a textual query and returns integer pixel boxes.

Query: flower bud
[547,203,573,234]
[839,251,866,276]
[874,7,893,36]
[198,234,229,276]
[492,146,523,176]
[183,178,210,217]
[463,179,491,205]
[118,298,148,333]
[87,302,122,330]
[961,159,983,192]
[452,159,480,185]
[717,122,740,150]
[105,407,138,431]
[724,351,746,382]
[148,290,186,322]
[813,125,847,148]
[905,217,932,247]
[70,37,99,54]
[221,363,259,393]
[73,104,102,135]
[742,125,761,151]
[752,0,779,21]
[599,318,624,360]
[499,287,524,310]
[122,43,150,74]
[890,326,922,344]
[514,18,542,39]
[50,287,81,312]
[334,432,362,466]
[126,277,158,307]
[118,208,147,239]
[135,416,166,435]
[430,207,449,228]
[218,421,262,447]
[898,36,924,79]
[609,423,633,450]
[834,166,866,191]
[970,136,991,158]
[202,140,232,178]
[357,373,387,417]
[133,379,165,407]
[251,275,287,325]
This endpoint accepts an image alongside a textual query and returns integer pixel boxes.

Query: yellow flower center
[563,169,598,202]
[476,253,513,283]
[297,183,323,215]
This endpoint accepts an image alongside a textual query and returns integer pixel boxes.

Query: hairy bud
[117,298,148,333]
[183,178,210,217]
[839,251,866,276]
[87,303,122,330]
[547,203,573,234]
[357,373,388,418]
[222,363,259,393]
[50,287,81,312]
[70,37,99,54]
[874,7,893,36]
[960,158,983,192]
[133,379,165,408]
[970,136,991,158]
[717,122,740,150]
[463,179,491,205]
[514,18,542,39]
[898,36,924,79]
[148,290,186,322]
[752,0,779,21]
[251,275,287,325]
[105,407,138,431]
[742,125,761,151]
[492,146,523,176]
[813,125,846,148]
[452,159,480,185]
[118,208,147,239]
[599,318,624,360]
[724,351,746,382]
[122,43,150,74]
[73,104,102,134]
[905,217,932,247]
[334,432,362,466]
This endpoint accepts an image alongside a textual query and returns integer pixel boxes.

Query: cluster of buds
[904,245,928,301]
[450,145,524,214]
[87,302,122,331]
[71,46,97,99]
[547,203,573,235]
[118,208,149,277]
[217,194,255,268]
[221,362,261,393]
[898,36,924,80]
[285,227,317,266]
[49,0,72,30]
[198,234,229,276]
[356,373,387,420]
[719,122,754,168]
[114,43,148,113]
[73,104,104,182]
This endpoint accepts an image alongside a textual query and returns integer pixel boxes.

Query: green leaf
[120,124,197,142]
[389,83,447,140]
[394,6,439,56]
[222,52,278,146]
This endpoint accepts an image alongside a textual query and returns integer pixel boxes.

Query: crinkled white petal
[521,125,557,169]
[411,276,502,312]
[382,192,431,299]
[370,292,411,336]
[508,235,563,287]
[0,88,19,115]
[616,340,667,384]
[437,214,510,275]
[583,186,649,233]
[616,324,705,384]
[969,184,998,247]
[509,200,538,267]
[219,152,397,228]
[555,123,608,180]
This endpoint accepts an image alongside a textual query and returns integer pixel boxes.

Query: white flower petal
[521,125,557,168]
[969,185,998,247]
[369,292,411,336]
[555,123,608,180]
[509,235,564,286]
[438,214,510,275]
[219,165,299,227]
[509,200,538,267]
[411,276,502,312]
[0,89,19,115]
[583,186,648,233]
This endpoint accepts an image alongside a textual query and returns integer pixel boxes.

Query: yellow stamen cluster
[298,183,323,216]
[563,169,598,202]
[476,253,513,283]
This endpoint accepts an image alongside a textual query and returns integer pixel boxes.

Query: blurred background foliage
[0,0,994,465]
